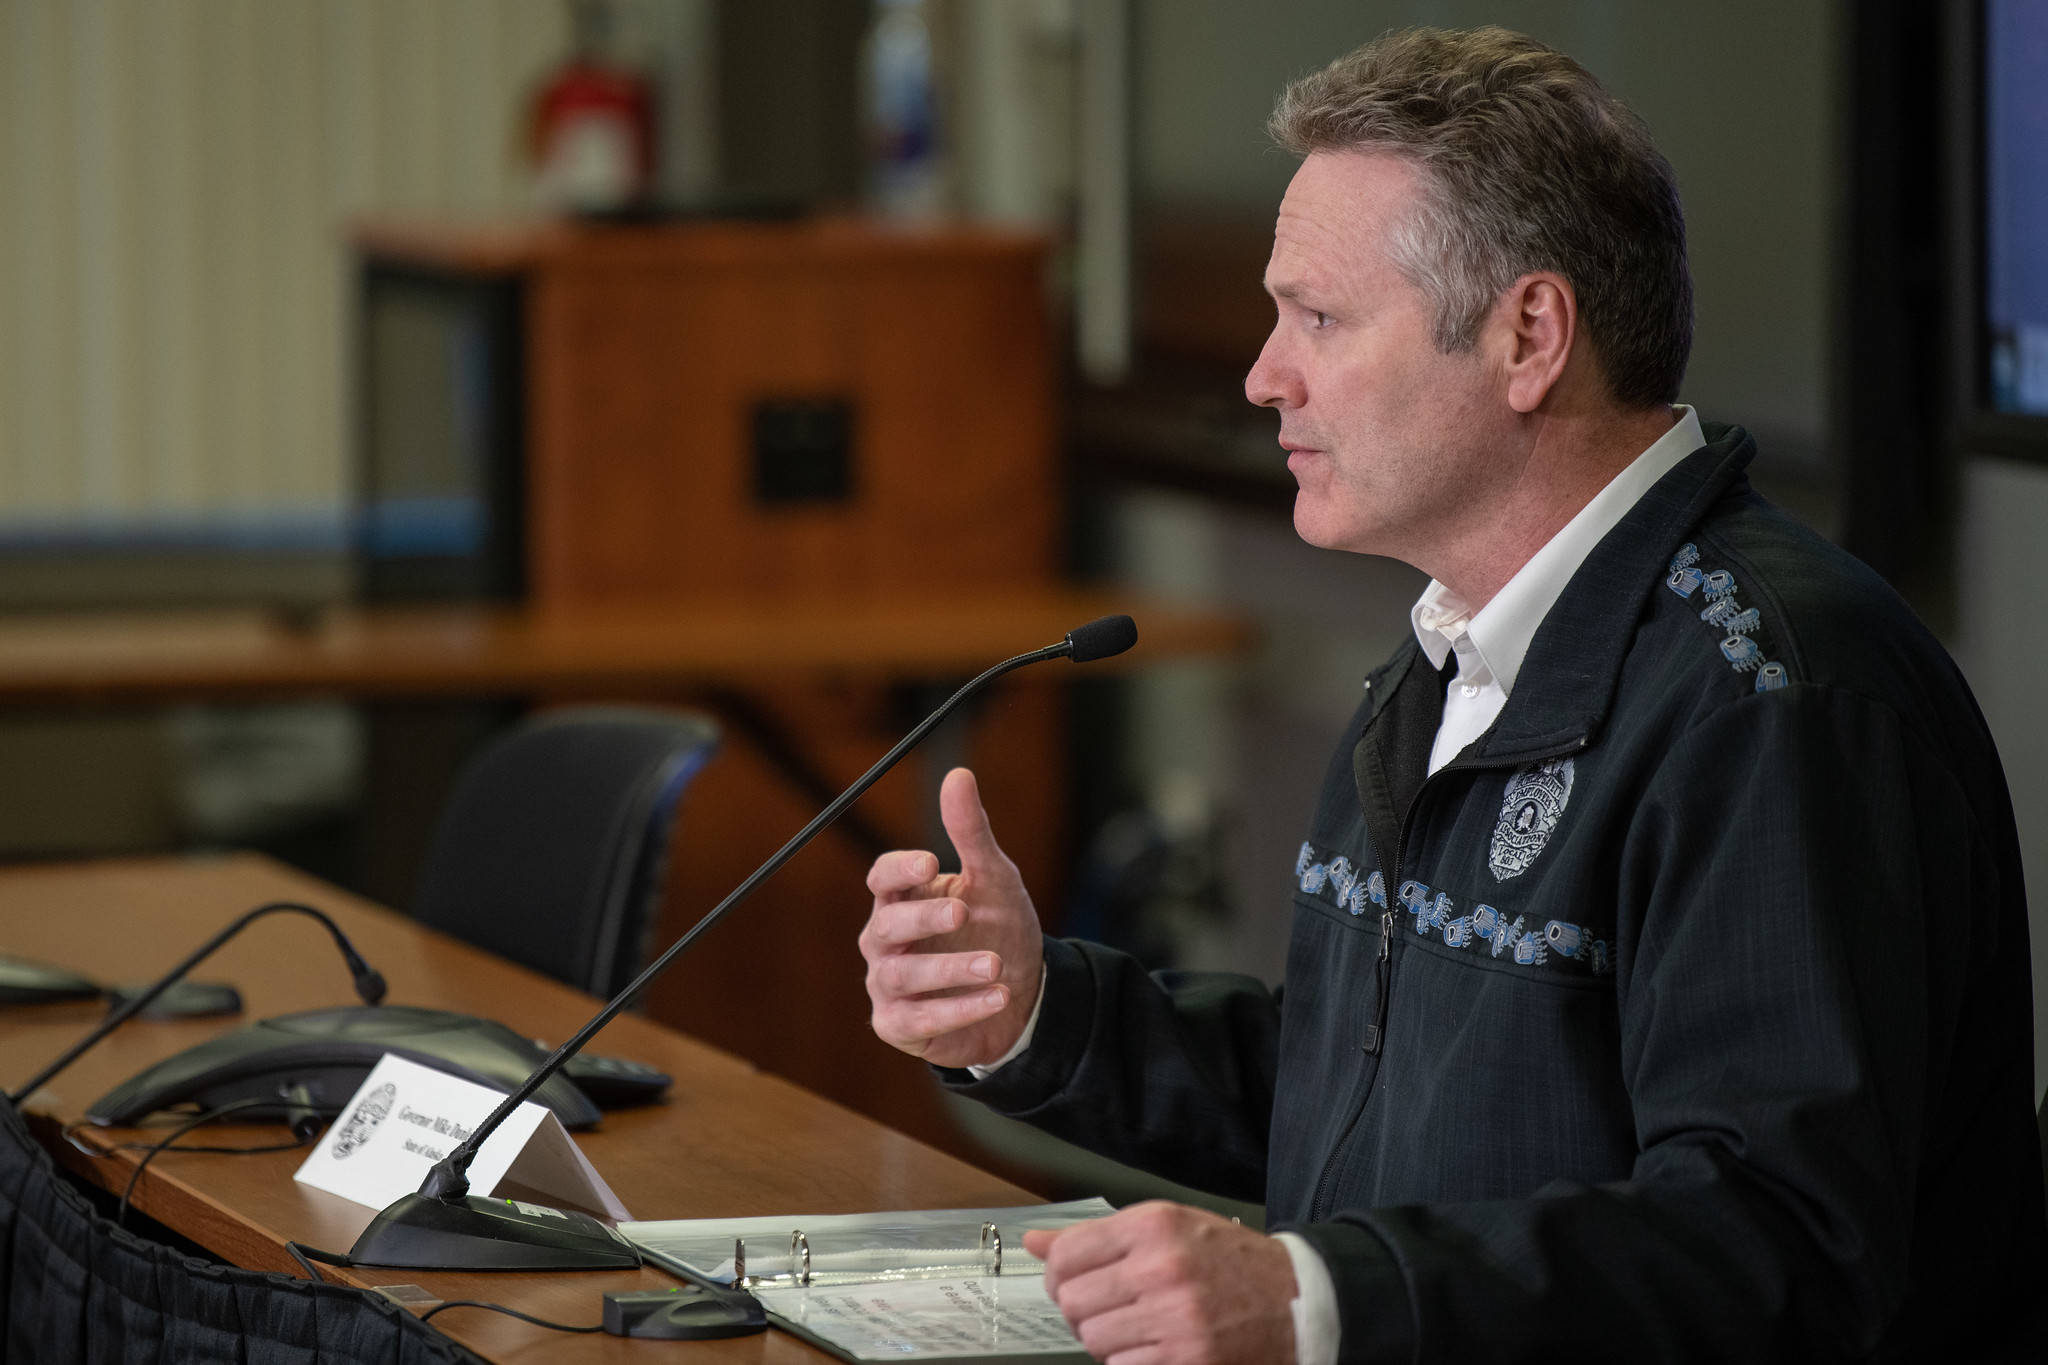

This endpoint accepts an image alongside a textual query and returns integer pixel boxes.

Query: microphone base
[347,1192,642,1271]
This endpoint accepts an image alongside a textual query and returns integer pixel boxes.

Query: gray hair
[1269,26,1693,408]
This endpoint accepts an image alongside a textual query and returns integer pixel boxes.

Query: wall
[1951,455,2048,1100]
[0,0,568,542]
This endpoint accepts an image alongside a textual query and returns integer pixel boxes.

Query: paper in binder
[620,1199,1114,1362]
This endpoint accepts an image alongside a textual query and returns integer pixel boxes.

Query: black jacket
[947,425,2047,1361]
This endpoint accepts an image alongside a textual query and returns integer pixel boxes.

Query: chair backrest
[411,706,719,998]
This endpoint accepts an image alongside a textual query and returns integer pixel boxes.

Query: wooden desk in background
[0,591,1246,704]
[1,853,1047,1363]
[0,590,1253,1191]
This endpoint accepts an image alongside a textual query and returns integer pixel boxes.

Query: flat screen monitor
[356,263,525,601]
[1982,0,2048,419]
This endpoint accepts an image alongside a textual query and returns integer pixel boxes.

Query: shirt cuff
[965,963,1048,1079]
[1275,1231,1340,1365]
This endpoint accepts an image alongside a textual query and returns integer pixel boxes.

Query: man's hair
[1269,26,1693,408]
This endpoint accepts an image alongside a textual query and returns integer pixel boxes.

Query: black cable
[280,1250,603,1335]
[116,1096,270,1228]
[9,899,387,1105]
[285,1239,352,1283]
[118,1136,311,1155]
[80,1110,320,1157]
[280,1254,603,1336]
[417,1300,602,1334]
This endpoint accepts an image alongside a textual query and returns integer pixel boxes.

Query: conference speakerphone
[86,1004,669,1130]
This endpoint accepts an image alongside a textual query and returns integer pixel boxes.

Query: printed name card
[294,1053,629,1219]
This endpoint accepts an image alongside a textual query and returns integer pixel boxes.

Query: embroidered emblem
[1335,870,1611,975]
[1488,758,1575,881]
[1667,567,1703,598]
[1719,634,1762,671]
[1660,547,1793,687]
[1296,843,1385,916]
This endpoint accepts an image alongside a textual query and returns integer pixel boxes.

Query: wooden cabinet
[354,218,1067,1169]
[357,218,1059,610]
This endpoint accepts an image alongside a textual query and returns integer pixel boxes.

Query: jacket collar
[1460,421,1756,762]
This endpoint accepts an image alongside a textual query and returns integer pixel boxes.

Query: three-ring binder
[734,1220,1004,1289]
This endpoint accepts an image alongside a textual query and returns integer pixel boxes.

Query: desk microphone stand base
[347,1192,642,1271]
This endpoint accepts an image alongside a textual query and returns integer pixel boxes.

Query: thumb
[939,767,1005,871]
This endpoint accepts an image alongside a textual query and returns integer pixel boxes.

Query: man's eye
[1312,311,1333,329]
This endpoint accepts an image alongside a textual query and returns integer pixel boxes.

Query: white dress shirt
[973,407,1708,1365]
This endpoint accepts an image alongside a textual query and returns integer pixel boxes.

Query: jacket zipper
[1307,823,1398,1223]
[1304,737,1587,1222]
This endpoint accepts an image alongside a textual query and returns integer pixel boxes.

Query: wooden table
[1,854,1043,1362]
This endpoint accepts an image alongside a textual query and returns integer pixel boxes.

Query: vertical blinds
[0,0,565,542]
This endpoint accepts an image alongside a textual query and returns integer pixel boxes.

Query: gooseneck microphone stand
[8,902,389,1106]
[344,615,1139,1271]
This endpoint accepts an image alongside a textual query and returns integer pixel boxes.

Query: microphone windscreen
[1066,615,1138,663]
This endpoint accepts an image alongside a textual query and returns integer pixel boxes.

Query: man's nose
[1245,332,1300,409]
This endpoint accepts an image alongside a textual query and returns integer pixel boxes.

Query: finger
[1068,1302,1163,1365]
[870,949,1001,998]
[1044,1256,1141,1325]
[1035,1209,1142,1285]
[861,898,967,951]
[938,768,1006,872]
[1022,1227,1062,1263]
[872,985,1008,1043]
[866,849,942,898]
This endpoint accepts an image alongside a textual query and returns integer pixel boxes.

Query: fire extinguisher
[527,0,656,214]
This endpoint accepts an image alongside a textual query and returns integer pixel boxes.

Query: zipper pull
[1363,908,1394,1055]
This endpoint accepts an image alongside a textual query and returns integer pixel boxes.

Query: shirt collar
[1410,406,1707,692]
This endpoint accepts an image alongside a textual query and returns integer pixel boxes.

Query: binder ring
[979,1221,1001,1276]
[792,1229,811,1287]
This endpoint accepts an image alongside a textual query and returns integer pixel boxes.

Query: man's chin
[1292,500,1385,557]
[1291,498,1350,552]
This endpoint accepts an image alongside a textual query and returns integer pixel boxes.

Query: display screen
[1984,0,2048,415]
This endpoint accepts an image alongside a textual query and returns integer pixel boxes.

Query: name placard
[294,1053,629,1219]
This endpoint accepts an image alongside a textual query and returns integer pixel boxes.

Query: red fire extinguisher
[526,0,656,214]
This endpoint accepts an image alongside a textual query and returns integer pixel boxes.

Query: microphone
[345,615,1138,1271]
[7,902,388,1106]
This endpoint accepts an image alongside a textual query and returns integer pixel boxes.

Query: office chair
[411,706,720,998]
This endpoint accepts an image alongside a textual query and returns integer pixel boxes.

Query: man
[859,26,2045,1363]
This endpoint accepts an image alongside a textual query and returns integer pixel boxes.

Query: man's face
[1245,151,1508,564]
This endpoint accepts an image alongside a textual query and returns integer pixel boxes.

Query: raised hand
[858,767,1046,1070]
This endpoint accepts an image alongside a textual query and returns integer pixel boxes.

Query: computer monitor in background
[1951,0,2048,465]
[1980,0,2048,422]
[356,263,526,602]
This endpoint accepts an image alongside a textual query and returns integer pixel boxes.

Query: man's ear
[1497,272,1577,414]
